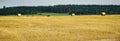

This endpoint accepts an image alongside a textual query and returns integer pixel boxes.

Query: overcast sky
[0,0,120,8]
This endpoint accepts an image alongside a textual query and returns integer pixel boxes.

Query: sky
[0,0,120,8]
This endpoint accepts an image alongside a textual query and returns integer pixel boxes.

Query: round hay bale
[17,13,21,16]
[101,12,106,16]
[71,13,75,16]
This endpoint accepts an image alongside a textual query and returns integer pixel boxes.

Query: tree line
[0,5,120,15]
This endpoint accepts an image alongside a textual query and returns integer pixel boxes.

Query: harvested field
[0,15,120,41]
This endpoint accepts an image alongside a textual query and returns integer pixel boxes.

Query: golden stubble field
[0,15,120,41]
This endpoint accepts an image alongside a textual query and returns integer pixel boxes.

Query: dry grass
[0,15,120,41]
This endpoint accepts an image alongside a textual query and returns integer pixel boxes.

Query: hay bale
[17,13,21,16]
[101,12,106,16]
[71,13,75,16]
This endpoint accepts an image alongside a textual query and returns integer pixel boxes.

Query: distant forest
[0,5,120,15]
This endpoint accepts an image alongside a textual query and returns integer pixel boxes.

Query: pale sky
[0,0,120,8]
